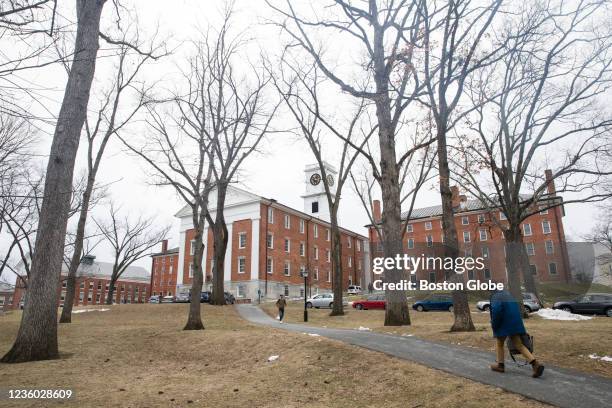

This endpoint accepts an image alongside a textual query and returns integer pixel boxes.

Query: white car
[305,294,348,309]
[347,285,362,295]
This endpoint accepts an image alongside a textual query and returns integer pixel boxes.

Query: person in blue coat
[489,289,544,377]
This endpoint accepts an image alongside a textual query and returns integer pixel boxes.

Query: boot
[490,362,505,373]
[530,360,544,378]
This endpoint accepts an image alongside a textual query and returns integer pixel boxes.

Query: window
[406,224,413,233]
[314,246,319,260]
[80,281,85,289]
[545,240,554,254]
[62,281,67,288]
[429,272,436,282]
[426,235,433,247]
[314,224,319,238]
[189,264,194,278]
[284,238,290,253]
[190,239,196,255]
[347,237,352,248]
[542,220,551,234]
[238,257,246,274]
[87,294,92,302]
[425,221,432,230]
[314,268,319,280]
[358,260,362,270]
[484,268,491,279]
[284,285,289,296]
[407,238,415,249]
[327,270,331,282]
[525,242,535,256]
[478,214,485,223]
[97,281,102,290]
[326,229,330,241]
[284,261,291,276]
[529,264,537,276]
[410,274,417,284]
[539,206,548,215]
[499,212,507,220]
[348,257,352,267]
[523,223,532,236]
[461,216,469,225]
[267,233,274,249]
[299,219,305,233]
[238,285,246,298]
[95,294,101,303]
[267,257,273,274]
[239,233,247,249]
[79,291,84,301]
[268,207,274,223]
[482,246,489,258]
[548,262,557,275]
[463,231,471,243]
[326,250,331,263]
[468,270,475,280]
[299,265,306,277]
[479,229,488,241]
[284,214,291,229]
[299,242,305,257]
[357,241,361,251]
[311,201,319,213]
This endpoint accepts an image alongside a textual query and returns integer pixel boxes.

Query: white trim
[176,231,186,286]
[250,218,260,280]
[224,222,233,282]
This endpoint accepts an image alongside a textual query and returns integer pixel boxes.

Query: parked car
[305,293,348,309]
[553,293,612,317]
[161,295,175,303]
[347,285,363,295]
[352,294,386,310]
[224,291,236,305]
[477,293,541,313]
[174,293,190,303]
[149,295,160,304]
[412,294,453,312]
[189,291,210,303]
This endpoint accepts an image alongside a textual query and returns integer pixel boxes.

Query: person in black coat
[489,289,544,377]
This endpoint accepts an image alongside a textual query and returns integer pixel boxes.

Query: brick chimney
[545,169,556,194]
[373,200,382,223]
[451,186,461,208]
[161,239,168,253]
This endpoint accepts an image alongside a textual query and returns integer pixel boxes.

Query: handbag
[507,333,534,365]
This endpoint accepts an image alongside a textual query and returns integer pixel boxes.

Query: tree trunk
[210,189,228,306]
[503,226,525,307]
[437,127,475,332]
[105,278,117,305]
[184,226,204,330]
[330,218,344,316]
[60,177,95,323]
[1,0,105,363]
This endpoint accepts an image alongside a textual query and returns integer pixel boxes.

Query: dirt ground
[0,304,550,408]
[261,300,612,378]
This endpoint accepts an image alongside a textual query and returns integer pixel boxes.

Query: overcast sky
[0,0,605,284]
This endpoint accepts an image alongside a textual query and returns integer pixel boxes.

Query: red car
[352,294,386,310]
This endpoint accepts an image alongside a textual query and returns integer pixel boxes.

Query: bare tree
[271,58,376,316]
[453,0,612,304]
[418,0,504,331]
[584,206,612,253]
[59,18,165,324]
[1,0,106,363]
[269,0,435,325]
[93,203,169,305]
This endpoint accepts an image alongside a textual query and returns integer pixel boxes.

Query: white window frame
[425,221,433,230]
[479,229,488,241]
[499,211,507,220]
[327,270,331,282]
[461,216,469,225]
[548,262,557,275]
[268,207,274,223]
[545,239,554,255]
[284,238,290,253]
[348,256,352,267]
[525,242,535,256]
[238,232,247,249]
[357,240,361,251]
[267,257,273,274]
[300,242,305,257]
[542,220,551,234]
[326,229,330,241]
[284,261,291,276]
[406,224,413,233]
[326,250,331,263]
[267,233,274,249]
[463,231,471,243]
[314,267,319,280]
[314,245,319,260]
[426,235,433,247]
[190,239,196,255]
[347,236,352,248]
[523,223,532,237]
[539,206,549,215]
[408,238,414,249]
[189,264,194,278]
[314,224,319,238]
[299,219,305,234]
[482,246,490,258]
[284,214,290,229]
[238,256,246,274]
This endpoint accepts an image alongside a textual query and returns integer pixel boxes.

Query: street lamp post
[301,269,308,322]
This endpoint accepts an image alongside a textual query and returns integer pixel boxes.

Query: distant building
[368,173,570,285]
[149,240,179,297]
[12,255,150,308]
[0,282,14,311]
[160,162,370,301]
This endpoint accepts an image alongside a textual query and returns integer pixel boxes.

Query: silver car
[477,293,541,313]
[305,293,348,309]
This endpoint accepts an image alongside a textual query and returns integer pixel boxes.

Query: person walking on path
[489,289,544,378]
[368,282,373,294]
[276,294,287,323]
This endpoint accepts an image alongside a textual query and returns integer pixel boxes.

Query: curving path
[237,304,612,408]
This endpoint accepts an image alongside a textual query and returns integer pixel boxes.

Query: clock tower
[301,162,337,222]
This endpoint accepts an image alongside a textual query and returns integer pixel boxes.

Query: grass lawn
[0,304,548,408]
[261,300,612,378]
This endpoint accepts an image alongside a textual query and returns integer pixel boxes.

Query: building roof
[151,247,179,257]
[0,282,14,293]
[73,261,150,282]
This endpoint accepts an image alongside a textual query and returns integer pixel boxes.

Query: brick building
[170,163,370,301]
[0,282,14,311]
[11,255,150,308]
[369,179,570,285]
[150,241,179,297]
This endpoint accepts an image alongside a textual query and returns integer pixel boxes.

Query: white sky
[0,0,604,284]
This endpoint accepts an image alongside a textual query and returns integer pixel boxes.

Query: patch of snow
[307,333,320,337]
[401,333,414,337]
[589,354,612,362]
[535,308,592,321]
[357,326,371,331]
[72,308,110,314]
[267,355,279,362]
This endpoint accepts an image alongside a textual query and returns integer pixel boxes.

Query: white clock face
[310,173,321,185]
[326,174,335,186]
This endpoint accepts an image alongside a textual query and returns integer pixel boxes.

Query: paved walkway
[237,305,612,408]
